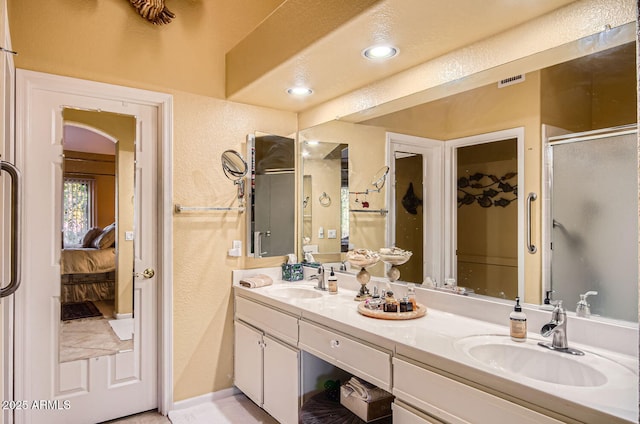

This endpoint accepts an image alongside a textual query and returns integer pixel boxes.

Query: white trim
[386,132,444,284]
[64,121,119,144]
[114,312,133,320]
[14,69,174,416]
[445,127,525,298]
[170,387,242,411]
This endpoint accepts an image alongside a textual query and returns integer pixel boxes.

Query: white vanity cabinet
[392,358,564,424]
[298,320,392,391]
[234,296,300,424]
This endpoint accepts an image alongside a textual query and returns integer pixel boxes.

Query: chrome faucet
[310,266,326,291]
[538,301,584,356]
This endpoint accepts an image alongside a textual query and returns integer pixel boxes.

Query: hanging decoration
[402,182,423,214]
[128,0,175,25]
[457,172,517,208]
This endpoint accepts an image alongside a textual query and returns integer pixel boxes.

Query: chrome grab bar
[526,192,537,254]
[0,161,22,297]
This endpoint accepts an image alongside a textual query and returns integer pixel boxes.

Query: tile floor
[102,410,170,423]
[100,394,278,424]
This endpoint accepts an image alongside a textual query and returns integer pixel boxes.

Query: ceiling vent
[498,74,525,88]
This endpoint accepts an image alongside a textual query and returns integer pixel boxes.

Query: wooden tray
[357,302,427,320]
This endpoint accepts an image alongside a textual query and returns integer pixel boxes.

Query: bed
[60,224,116,303]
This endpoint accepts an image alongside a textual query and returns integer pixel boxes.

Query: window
[63,178,95,246]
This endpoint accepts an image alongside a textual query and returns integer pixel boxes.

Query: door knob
[134,268,155,279]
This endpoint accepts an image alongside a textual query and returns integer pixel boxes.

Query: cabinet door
[234,321,263,406]
[263,335,299,424]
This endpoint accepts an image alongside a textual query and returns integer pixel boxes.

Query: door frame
[13,69,174,416]
[386,132,444,284]
[445,127,525,298]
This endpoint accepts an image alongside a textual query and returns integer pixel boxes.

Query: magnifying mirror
[372,166,390,191]
[221,150,248,206]
[222,149,248,179]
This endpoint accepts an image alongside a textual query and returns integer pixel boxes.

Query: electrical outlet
[327,229,337,239]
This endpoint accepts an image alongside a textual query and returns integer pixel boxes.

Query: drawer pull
[330,339,340,348]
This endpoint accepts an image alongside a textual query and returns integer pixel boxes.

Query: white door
[14,71,159,423]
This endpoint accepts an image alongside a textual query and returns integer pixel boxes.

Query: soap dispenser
[510,297,527,342]
[327,267,338,294]
[539,290,555,311]
[576,291,597,318]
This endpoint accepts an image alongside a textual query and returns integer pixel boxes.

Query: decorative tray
[378,247,412,265]
[357,302,427,320]
[346,249,380,268]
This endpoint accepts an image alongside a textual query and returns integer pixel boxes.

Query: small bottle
[399,296,413,312]
[383,290,398,313]
[328,267,338,294]
[407,283,417,310]
[510,297,527,342]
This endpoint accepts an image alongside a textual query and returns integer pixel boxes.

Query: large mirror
[301,140,349,258]
[59,108,136,363]
[248,131,296,257]
[298,27,637,323]
[299,121,388,274]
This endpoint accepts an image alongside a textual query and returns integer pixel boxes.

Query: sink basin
[266,286,324,300]
[454,335,634,388]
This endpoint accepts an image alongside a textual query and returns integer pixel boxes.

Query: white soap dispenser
[510,297,527,342]
[576,291,597,318]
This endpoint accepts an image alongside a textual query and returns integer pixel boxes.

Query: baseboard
[170,387,242,411]
[114,312,133,320]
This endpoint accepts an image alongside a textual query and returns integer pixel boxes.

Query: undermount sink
[454,335,635,388]
[266,286,324,300]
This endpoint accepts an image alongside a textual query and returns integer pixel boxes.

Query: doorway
[12,70,173,423]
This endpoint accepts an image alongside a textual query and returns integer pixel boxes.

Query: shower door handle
[526,192,537,254]
[0,161,22,298]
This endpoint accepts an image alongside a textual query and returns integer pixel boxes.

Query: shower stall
[544,125,637,322]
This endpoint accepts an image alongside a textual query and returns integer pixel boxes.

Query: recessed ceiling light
[287,86,313,96]
[363,44,398,60]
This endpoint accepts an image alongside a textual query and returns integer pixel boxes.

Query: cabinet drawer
[299,320,391,391]
[393,358,562,424]
[235,296,298,345]
[393,401,444,424]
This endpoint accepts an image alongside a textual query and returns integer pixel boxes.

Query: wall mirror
[297,27,637,323]
[301,140,349,258]
[59,108,136,363]
[299,121,387,272]
[247,131,296,257]
[221,149,248,206]
[371,166,389,191]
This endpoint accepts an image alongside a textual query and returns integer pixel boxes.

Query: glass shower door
[549,128,637,321]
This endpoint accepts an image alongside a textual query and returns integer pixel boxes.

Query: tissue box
[340,385,393,422]
[281,263,303,281]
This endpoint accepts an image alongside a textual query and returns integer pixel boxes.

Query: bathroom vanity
[232,268,638,424]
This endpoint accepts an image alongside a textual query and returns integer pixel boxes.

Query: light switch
[327,229,337,239]
[125,231,134,241]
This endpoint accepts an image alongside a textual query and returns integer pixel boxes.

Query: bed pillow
[92,223,116,249]
[81,227,103,248]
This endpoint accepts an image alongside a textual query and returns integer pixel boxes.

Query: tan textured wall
[9,0,296,402]
[303,158,341,253]
[171,91,296,400]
